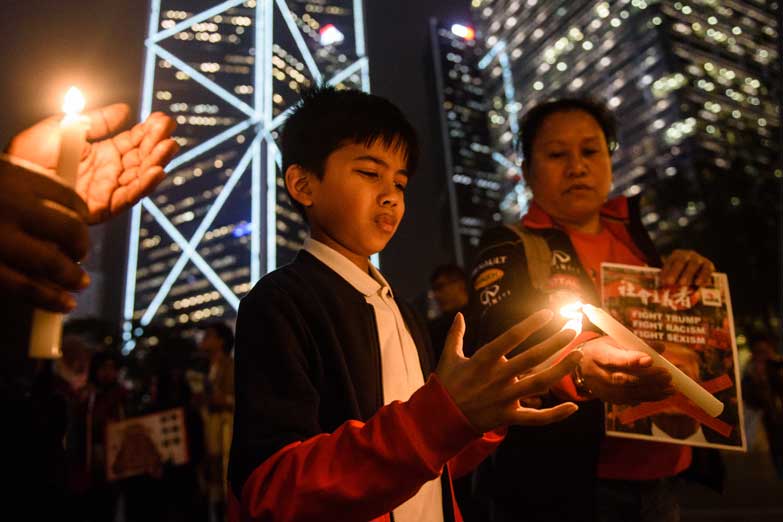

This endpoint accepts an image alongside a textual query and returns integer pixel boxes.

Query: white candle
[29,87,89,359]
[582,304,724,417]
[56,87,89,186]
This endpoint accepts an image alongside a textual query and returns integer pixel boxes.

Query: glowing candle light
[29,87,90,359]
[559,301,584,336]
[538,301,584,369]
[581,304,724,417]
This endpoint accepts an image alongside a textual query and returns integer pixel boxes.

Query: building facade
[430,20,510,267]
[471,0,781,328]
[124,0,368,348]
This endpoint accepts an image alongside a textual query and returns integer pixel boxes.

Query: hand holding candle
[581,303,724,417]
[6,98,179,225]
[3,89,177,358]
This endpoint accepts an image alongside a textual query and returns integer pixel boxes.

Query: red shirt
[567,219,691,481]
[524,199,691,481]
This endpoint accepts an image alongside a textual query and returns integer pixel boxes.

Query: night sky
[1,0,148,143]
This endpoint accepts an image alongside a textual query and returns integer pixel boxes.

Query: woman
[466,98,718,522]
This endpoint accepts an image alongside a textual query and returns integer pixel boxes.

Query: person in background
[83,350,127,522]
[743,334,783,478]
[124,333,208,522]
[428,264,470,360]
[467,97,720,522]
[198,321,235,522]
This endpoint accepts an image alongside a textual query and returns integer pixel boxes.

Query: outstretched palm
[7,103,178,224]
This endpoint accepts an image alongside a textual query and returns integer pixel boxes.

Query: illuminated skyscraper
[471,0,780,326]
[124,0,368,348]
[430,20,510,266]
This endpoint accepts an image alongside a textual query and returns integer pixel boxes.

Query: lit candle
[559,301,584,336]
[582,303,724,417]
[28,87,90,359]
[539,301,585,369]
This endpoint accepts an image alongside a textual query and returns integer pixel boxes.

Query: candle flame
[559,301,584,319]
[559,300,584,335]
[62,86,86,116]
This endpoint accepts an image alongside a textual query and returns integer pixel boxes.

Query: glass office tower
[125,0,369,348]
[430,20,509,266]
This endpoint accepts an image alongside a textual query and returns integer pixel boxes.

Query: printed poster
[601,263,746,451]
[105,407,189,481]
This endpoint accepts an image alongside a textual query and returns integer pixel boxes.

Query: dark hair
[519,97,618,164]
[281,85,420,218]
[203,321,234,355]
[430,264,466,286]
[89,350,122,385]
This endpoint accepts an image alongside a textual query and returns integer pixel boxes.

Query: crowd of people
[32,322,235,522]
[1,84,781,522]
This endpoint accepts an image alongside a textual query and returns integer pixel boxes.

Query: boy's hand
[436,310,582,434]
[578,336,674,404]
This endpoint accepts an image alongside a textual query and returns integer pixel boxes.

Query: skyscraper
[430,19,511,267]
[470,0,781,328]
[124,0,369,349]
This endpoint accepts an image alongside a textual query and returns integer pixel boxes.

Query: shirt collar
[302,237,391,298]
[521,196,630,229]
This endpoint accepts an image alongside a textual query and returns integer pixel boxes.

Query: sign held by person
[601,263,746,451]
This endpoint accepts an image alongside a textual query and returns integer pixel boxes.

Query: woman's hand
[578,336,675,404]
[661,249,715,287]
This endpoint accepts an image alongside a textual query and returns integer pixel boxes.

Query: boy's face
[307,140,409,264]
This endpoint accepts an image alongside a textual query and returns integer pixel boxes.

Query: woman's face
[525,110,613,228]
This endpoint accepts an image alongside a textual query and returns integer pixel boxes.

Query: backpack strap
[504,223,552,292]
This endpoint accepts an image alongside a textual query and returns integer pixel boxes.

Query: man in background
[198,321,235,522]
[427,264,469,360]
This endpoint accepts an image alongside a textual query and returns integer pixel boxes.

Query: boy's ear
[285,164,316,207]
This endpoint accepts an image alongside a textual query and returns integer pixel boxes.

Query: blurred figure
[63,349,127,522]
[198,322,235,522]
[743,335,783,478]
[427,264,469,360]
[55,334,92,395]
[124,333,208,522]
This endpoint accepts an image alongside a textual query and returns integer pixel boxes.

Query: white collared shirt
[303,238,444,522]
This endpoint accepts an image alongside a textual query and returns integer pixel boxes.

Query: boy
[228,87,582,522]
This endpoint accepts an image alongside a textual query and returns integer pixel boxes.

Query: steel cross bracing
[124,0,370,350]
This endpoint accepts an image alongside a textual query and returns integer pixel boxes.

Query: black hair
[280,85,419,218]
[203,321,234,355]
[519,97,619,164]
[430,264,467,286]
[89,350,122,385]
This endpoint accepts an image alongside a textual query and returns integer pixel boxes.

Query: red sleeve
[234,375,480,522]
[448,427,506,479]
